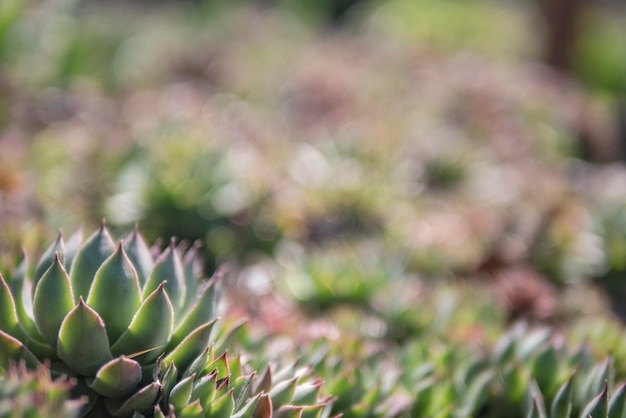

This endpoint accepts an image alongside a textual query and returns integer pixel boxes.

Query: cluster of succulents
[0,225,332,417]
[4,2,626,418]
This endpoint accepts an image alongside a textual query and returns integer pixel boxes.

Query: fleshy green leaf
[169,374,195,411]
[170,279,218,348]
[57,298,113,376]
[608,382,626,418]
[581,358,611,402]
[550,374,574,418]
[518,329,552,361]
[232,392,264,418]
[142,241,186,312]
[580,382,608,418]
[124,227,154,286]
[88,356,142,398]
[531,346,559,397]
[183,346,213,379]
[252,393,272,418]
[32,232,65,291]
[210,390,235,417]
[64,227,83,275]
[292,382,322,406]
[105,382,161,418]
[182,242,202,308]
[110,282,174,362]
[0,330,41,369]
[87,243,142,343]
[153,405,169,418]
[208,352,230,382]
[160,361,179,407]
[180,399,204,418]
[69,224,115,302]
[32,255,75,347]
[163,320,218,372]
[274,405,304,418]
[526,381,547,418]
[270,377,298,410]
[9,254,45,343]
[254,366,272,395]
[234,373,256,411]
[0,274,19,336]
[527,396,547,418]
[196,372,219,410]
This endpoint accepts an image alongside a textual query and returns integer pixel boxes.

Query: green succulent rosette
[0,224,220,417]
[146,348,335,418]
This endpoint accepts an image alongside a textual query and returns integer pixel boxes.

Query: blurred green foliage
[2,0,626,416]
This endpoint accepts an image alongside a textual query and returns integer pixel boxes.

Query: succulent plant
[0,361,85,418]
[0,223,221,417]
[0,223,334,417]
[149,348,335,418]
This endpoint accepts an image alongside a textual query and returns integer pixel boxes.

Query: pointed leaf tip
[57,299,113,376]
[87,244,142,344]
[33,256,74,347]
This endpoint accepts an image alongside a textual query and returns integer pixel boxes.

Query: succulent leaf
[182,347,212,379]
[160,361,179,408]
[580,382,608,418]
[233,391,266,418]
[270,377,298,410]
[87,244,142,343]
[69,224,115,302]
[179,399,204,417]
[88,356,143,398]
[608,382,626,418]
[163,320,217,372]
[525,380,548,418]
[531,345,559,397]
[527,396,547,418]
[110,282,174,363]
[32,255,74,347]
[0,275,20,338]
[57,299,113,376]
[170,279,218,348]
[252,393,272,418]
[142,242,185,313]
[292,382,322,406]
[124,227,154,286]
[234,373,256,411]
[64,227,84,275]
[254,366,272,396]
[169,374,195,411]
[550,374,574,418]
[274,405,304,418]
[32,232,65,292]
[581,358,611,402]
[181,242,202,309]
[9,254,46,344]
[0,330,41,370]
[197,373,221,411]
[208,351,230,383]
[209,388,235,417]
[105,382,161,418]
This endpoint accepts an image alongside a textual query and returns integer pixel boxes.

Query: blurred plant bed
[225,254,626,417]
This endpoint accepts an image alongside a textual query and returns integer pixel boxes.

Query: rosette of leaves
[0,224,220,417]
[492,324,626,418]
[148,347,335,418]
[0,361,85,418]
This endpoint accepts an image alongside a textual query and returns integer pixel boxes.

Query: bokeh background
[2,0,626,415]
